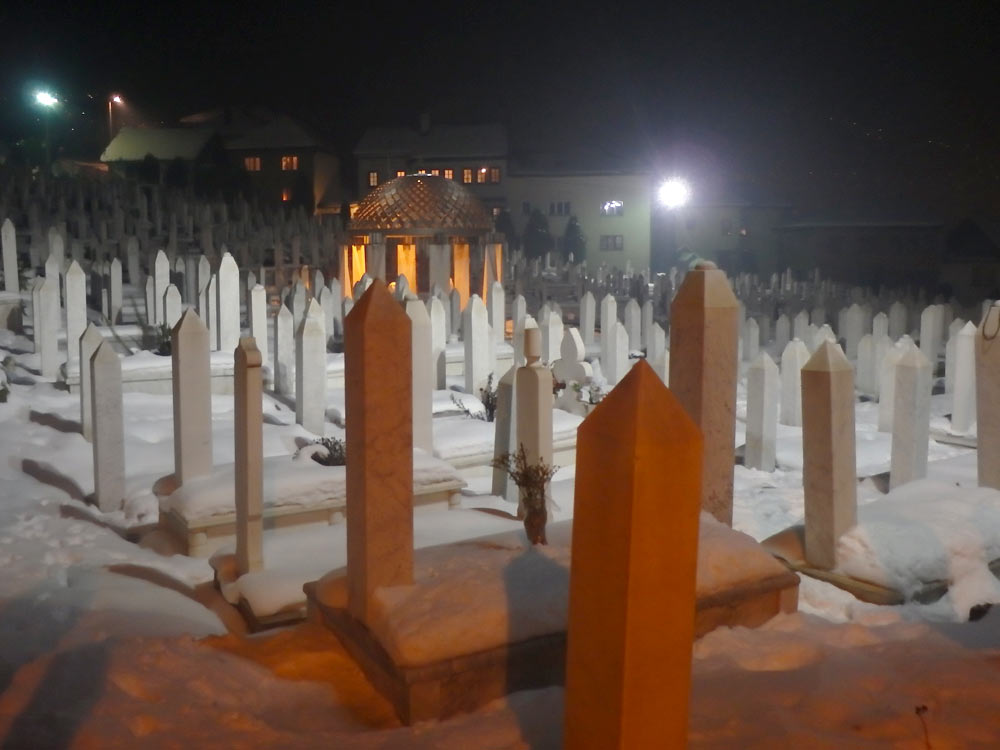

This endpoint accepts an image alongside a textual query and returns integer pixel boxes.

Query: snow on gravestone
[976,302,1000,489]
[206,274,219,351]
[171,309,213,485]
[793,310,809,342]
[317,280,413,625]
[648,322,669,384]
[565,361,701,750]
[745,352,779,472]
[890,346,932,490]
[553,327,591,385]
[405,297,434,453]
[295,299,327,436]
[90,340,125,513]
[801,341,857,571]
[319,287,335,346]
[79,324,104,442]
[600,293,617,369]
[669,264,739,526]
[511,295,528,367]
[463,294,490,396]
[234,337,264,576]
[641,299,654,351]
[774,314,791,352]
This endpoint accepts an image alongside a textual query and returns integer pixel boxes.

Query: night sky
[1,0,997,216]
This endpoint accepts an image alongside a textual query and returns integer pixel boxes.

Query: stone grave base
[304,560,798,724]
[158,479,466,558]
[929,429,977,449]
[762,524,957,605]
[304,578,567,725]
[447,437,577,481]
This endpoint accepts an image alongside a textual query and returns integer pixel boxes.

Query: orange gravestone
[345,280,414,624]
[669,264,740,525]
[564,359,702,749]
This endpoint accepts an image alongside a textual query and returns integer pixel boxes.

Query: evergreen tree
[494,209,518,250]
[522,208,554,260]
[563,215,586,261]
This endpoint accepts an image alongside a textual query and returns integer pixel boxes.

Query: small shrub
[294,436,347,466]
[491,444,558,545]
[451,373,498,422]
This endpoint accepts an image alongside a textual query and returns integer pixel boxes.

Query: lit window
[396,169,406,177]
[477,167,487,184]
[368,171,378,187]
[281,188,292,202]
[243,156,261,172]
[490,167,501,183]
[281,155,299,171]
[600,200,624,216]
[492,207,501,217]
[430,168,440,176]
[462,168,473,184]
[740,227,749,237]
[600,234,624,251]
[444,168,454,180]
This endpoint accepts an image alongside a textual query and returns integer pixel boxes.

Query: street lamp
[657,177,691,209]
[34,90,59,166]
[108,94,124,142]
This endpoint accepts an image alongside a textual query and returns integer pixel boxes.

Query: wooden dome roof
[349,174,492,236]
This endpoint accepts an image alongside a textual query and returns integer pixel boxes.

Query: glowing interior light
[35,91,58,107]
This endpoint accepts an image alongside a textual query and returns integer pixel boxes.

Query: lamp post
[108,94,123,142]
[34,90,59,167]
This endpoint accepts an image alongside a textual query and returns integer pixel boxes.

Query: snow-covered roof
[101,127,216,163]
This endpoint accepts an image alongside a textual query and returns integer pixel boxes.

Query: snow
[5,312,1000,746]
[168,449,463,521]
[364,514,787,667]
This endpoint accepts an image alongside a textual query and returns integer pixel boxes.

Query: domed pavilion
[344,174,503,306]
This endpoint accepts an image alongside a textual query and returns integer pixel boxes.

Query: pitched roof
[226,115,327,151]
[349,174,492,235]
[355,124,507,159]
[101,127,215,162]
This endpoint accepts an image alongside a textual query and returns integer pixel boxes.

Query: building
[345,174,499,304]
[940,218,1000,303]
[225,115,341,214]
[99,127,226,186]
[505,166,652,272]
[354,120,508,215]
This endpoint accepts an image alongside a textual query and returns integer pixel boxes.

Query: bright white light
[111,94,123,104]
[35,91,58,107]
[657,178,691,209]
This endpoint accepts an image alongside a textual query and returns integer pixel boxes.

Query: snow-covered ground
[2,323,1000,747]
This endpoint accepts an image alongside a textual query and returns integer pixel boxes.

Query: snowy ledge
[319,513,791,668]
[167,449,464,522]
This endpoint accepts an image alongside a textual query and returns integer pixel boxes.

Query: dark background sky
[0,0,997,216]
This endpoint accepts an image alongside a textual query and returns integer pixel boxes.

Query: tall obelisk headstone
[668,262,739,525]
[172,310,213,485]
[564,361,702,750]
[976,302,1000,489]
[234,337,264,575]
[345,281,413,624]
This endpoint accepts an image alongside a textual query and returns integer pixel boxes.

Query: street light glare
[35,91,58,107]
[111,94,123,104]
[658,178,691,209]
